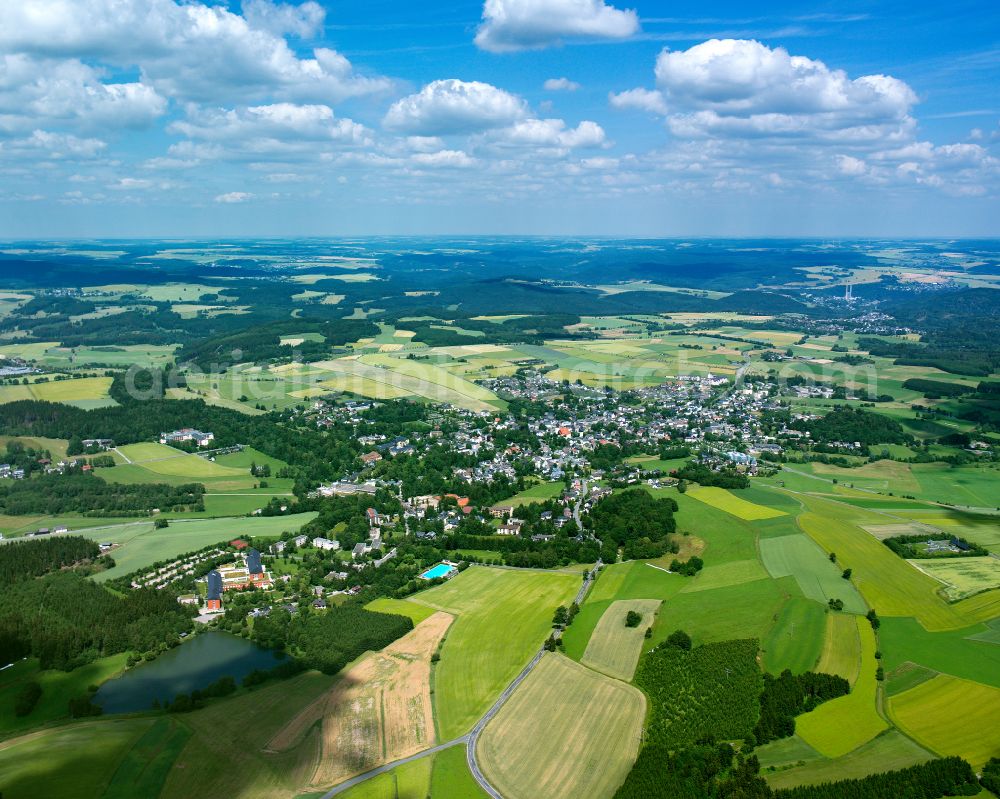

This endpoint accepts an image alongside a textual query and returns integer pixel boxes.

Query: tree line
[0,471,204,516]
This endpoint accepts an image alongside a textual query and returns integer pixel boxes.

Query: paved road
[318,736,470,798]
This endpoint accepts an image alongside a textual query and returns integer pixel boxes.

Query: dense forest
[587,489,678,561]
[794,407,909,446]
[0,471,204,515]
[247,604,413,674]
[0,571,194,669]
[633,638,762,750]
[0,535,100,584]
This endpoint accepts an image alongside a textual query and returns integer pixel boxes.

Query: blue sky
[0,0,997,237]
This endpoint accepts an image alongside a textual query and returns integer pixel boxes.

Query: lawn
[762,730,934,790]
[878,617,1000,689]
[761,597,826,675]
[759,533,867,614]
[814,611,862,685]
[795,615,888,758]
[410,566,578,741]
[476,653,644,799]
[686,486,787,520]
[888,674,1000,767]
[581,599,662,681]
[84,512,317,581]
[494,480,564,507]
[364,597,440,626]
[0,718,152,799]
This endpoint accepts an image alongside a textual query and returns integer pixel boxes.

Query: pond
[94,631,285,714]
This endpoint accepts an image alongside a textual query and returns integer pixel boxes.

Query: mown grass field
[581,599,661,681]
[0,376,115,407]
[410,566,578,741]
[759,533,867,614]
[888,674,1000,767]
[686,485,787,520]
[878,617,1000,689]
[101,717,191,799]
[795,615,888,758]
[494,480,564,507]
[814,611,862,685]
[477,653,644,799]
[0,718,152,799]
[364,597,440,626]
[85,512,317,581]
[761,597,826,675]
[332,755,433,799]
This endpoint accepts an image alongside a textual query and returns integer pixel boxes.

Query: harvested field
[269,612,453,790]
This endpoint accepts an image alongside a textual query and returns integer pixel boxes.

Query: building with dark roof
[206,569,223,611]
[247,548,262,574]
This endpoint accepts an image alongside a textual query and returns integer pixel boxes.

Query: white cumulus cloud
[609,88,667,115]
[475,0,639,53]
[544,77,581,92]
[0,0,389,104]
[384,79,528,136]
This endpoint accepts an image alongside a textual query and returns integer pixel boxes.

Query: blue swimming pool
[420,562,457,580]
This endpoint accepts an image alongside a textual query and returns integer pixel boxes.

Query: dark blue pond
[94,631,284,714]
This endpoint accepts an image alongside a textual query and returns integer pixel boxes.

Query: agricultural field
[794,494,1000,630]
[409,566,579,740]
[101,718,192,799]
[271,612,452,791]
[795,616,888,758]
[814,611,862,685]
[758,533,867,613]
[0,375,114,407]
[878,617,1000,689]
[162,670,337,799]
[476,653,645,799]
[888,675,1000,767]
[686,485,787,520]
[761,730,934,789]
[760,597,827,675]
[908,556,1000,601]
[581,599,661,681]
[83,512,317,581]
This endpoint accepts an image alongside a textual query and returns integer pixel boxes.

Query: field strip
[582,599,661,681]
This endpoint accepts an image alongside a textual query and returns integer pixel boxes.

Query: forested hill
[0,395,359,488]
